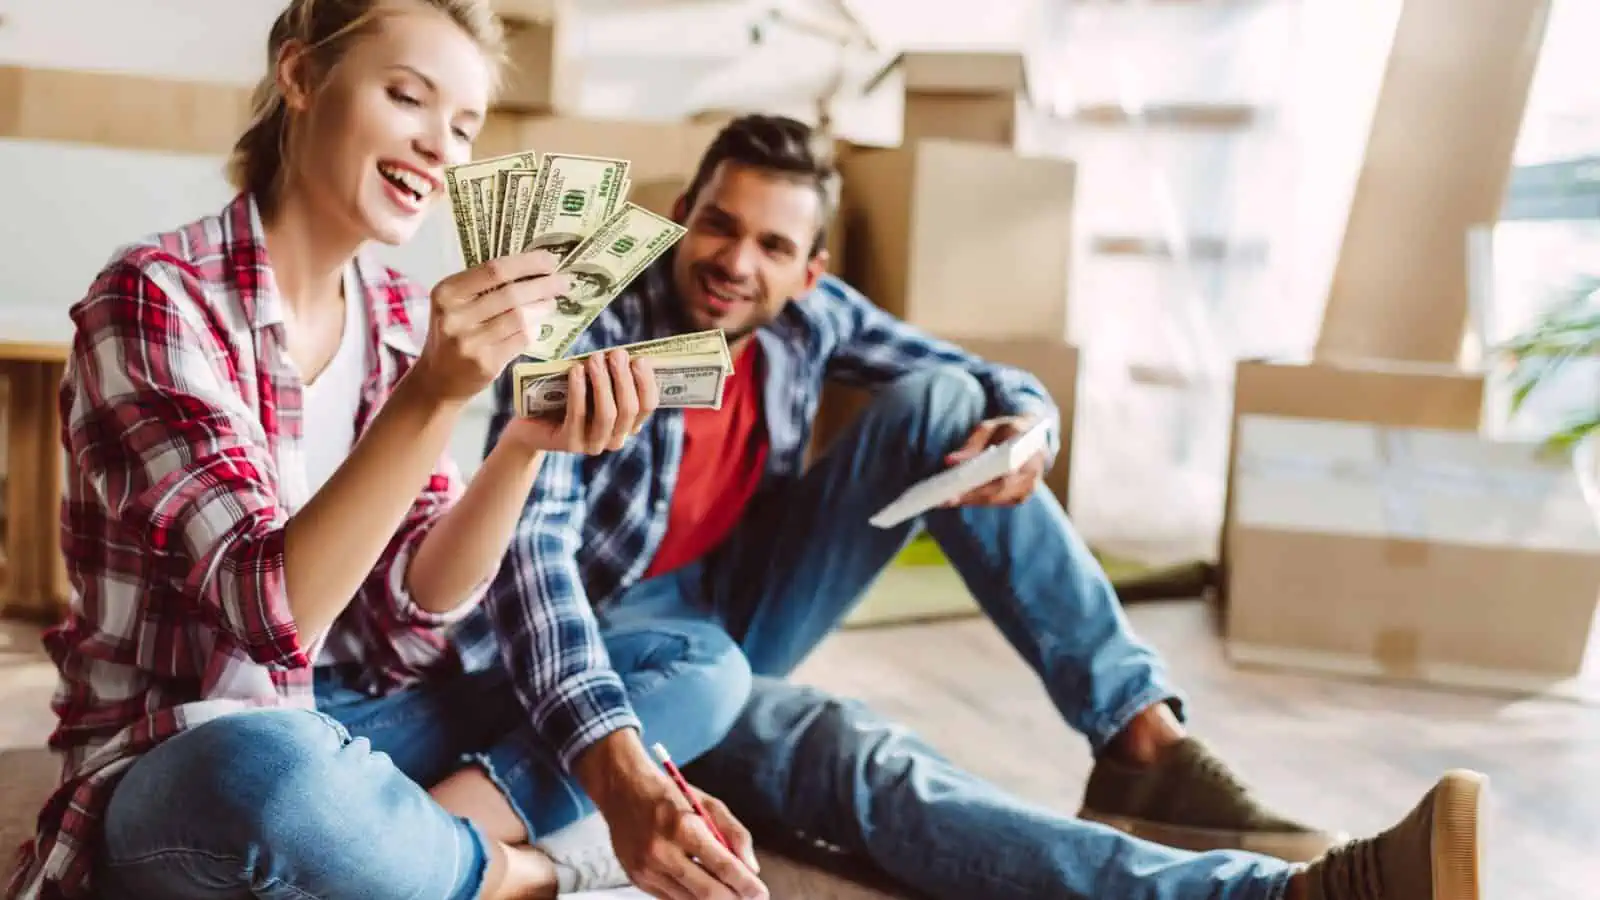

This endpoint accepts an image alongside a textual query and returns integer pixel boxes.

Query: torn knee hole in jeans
[458,752,539,842]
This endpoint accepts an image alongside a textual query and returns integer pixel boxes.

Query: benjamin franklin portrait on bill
[555,268,614,317]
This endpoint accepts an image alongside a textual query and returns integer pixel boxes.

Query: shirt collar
[221,191,420,359]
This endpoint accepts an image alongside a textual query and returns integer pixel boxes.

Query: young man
[472,114,1488,900]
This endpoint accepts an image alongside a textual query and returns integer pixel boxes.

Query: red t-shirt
[643,339,770,578]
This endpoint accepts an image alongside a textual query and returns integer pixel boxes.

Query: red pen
[652,741,733,852]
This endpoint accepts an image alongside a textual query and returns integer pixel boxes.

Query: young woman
[6,2,758,899]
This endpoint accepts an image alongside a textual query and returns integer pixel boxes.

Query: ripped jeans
[312,615,753,841]
[91,619,752,900]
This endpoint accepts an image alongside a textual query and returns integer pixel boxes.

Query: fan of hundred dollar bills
[444,149,733,418]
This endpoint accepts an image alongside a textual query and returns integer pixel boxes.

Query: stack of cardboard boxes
[479,0,722,226]
[1220,359,1600,698]
[1216,0,1600,699]
[489,0,579,115]
[817,50,1080,509]
[739,49,1073,629]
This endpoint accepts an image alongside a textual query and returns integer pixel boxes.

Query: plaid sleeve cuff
[381,523,487,628]
[531,669,644,770]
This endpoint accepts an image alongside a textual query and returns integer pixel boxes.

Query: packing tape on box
[1373,627,1422,676]
[1381,539,1431,567]
[1375,431,1425,541]
[1237,423,1566,558]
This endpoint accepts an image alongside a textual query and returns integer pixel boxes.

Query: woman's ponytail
[226,4,301,205]
[226,76,291,202]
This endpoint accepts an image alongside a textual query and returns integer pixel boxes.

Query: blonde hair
[227,0,506,207]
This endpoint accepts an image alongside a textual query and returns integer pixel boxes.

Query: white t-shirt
[301,266,368,497]
[300,266,371,666]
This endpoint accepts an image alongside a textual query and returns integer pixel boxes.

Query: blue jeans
[93,620,752,899]
[595,367,1296,900]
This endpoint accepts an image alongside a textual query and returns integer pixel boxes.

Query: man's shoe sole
[1432,769,1486,900]
[1077,809,1345,863]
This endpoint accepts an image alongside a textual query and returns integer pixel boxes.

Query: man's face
[670,161,827,341]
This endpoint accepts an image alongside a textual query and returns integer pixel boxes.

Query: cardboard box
[689,109,745,129]
[836,139,1072,340]
[863,51,1033,147]
[476,115,721,184]
[628,177,685,219]
[497,19,568,114]
[495,1,577,114]
[1314,0,1553,365]
[491,0,559,20]
[810,337,1079,511]
[0,66,251,155]
[1220,358,1600,696]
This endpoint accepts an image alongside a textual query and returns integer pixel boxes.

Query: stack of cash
[514,329,735,416]
[443,149,735,417]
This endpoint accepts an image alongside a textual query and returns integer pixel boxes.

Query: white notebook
[568,890,653,899]
[869,418,1052,529]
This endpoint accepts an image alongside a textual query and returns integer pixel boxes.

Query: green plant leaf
[1545,412,1600,453]
[1494,278,1600,444]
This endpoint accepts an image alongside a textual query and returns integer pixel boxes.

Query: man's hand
[942,414,1047,508]
[574,731,767,900]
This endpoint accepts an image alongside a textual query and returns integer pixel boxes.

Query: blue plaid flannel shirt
[454,256,1061,768]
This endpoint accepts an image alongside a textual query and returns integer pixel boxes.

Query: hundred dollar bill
[544,329,732,370]
[513,346,728,382]
[525,154,631,262]
[525,203,689,360]
[658,364,728,410]
[493,166,542,259]
[443,150,538,267]
[517,360,728,417]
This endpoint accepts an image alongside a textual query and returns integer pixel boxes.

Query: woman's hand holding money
[411,249,569,403]
[499,348,659,454]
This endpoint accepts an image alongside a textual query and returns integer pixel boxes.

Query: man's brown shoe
[1304,769,1486,900]
[1079,737,1345,862]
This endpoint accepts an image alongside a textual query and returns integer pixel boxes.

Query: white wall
[1281,0,1404,355]
[0,138,495,471]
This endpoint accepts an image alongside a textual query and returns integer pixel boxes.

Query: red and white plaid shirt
[9,193,484,900]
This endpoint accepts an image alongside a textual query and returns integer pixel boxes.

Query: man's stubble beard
[665,262,779,343]
[665,284,766,344]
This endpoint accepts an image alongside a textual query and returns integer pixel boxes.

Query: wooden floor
[4,601,1598,897]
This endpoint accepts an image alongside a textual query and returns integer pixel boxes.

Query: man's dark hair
[681,114,841,257]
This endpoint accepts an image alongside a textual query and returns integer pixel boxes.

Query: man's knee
[861,367,987,460]
[666,622,755,759]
